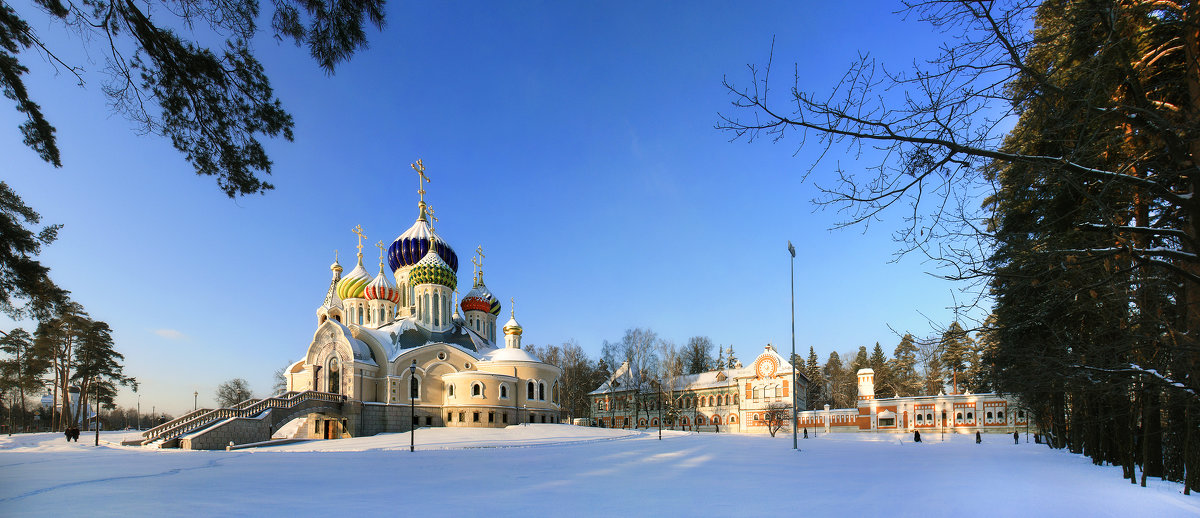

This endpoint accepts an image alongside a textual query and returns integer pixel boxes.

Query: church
[283,160,564,439]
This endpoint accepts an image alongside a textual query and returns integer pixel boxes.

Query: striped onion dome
[336,254,371,299]
[408,240,457,290]
[461,279,501,316]
[364,262,400,303]
[387,205,459,273]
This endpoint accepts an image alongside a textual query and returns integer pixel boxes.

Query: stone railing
[140,391,346,445]
[142,408,212,437]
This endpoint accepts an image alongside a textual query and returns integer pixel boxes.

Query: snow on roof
[481,347,539,363]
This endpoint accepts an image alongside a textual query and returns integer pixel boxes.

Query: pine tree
[0,328,47,427]
[72,319,135,422]
[726,346,739,369]
[823,351,851,408]
[850,346,870,374]
[682,336,714,375]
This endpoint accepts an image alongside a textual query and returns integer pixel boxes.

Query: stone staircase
[138,390,346,448]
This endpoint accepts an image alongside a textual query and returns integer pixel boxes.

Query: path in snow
[0,426,1196,517]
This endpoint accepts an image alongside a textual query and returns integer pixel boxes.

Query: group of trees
[799,322,991,411]
[720,0,1199,491]
[518,329,745,424]
[0,304,135,433]
[0,181,134,433]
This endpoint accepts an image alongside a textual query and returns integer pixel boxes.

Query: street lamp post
[788,240,797,451]
[409,360,417,453]
[193,391,198,412]
[136,395,141,431]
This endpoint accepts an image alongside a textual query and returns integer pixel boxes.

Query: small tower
[364,241,400,328]
[857,368,876,404]
[503,299,523,350]
[337,226,372,326]
[317,252,345,325]
[461,246,501,342]
[409,236,457,333]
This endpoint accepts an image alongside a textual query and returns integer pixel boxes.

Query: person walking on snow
[976,431,982,444]
[914,430,921,443]
[1014,430,1019,444]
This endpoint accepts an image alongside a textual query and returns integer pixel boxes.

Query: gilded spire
[472,246,485,287]
[331,250,343,274]
[412,159,430,220]
[510,297,515,319]
[351,225,367,262]
[375,240,386,271]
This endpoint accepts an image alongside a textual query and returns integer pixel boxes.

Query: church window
[473,412,480,423]
[488,412,494,423]
[447,413,453,422]
[425,416,432,426]
[459,412,465,422]
[528,381,535,399]
[472,382,483,397]
[753,387,761,399]
[539,382,545,401]
[448,384,455,398]
[986,411,993,420]
[967,412,973,420]
[327,358,341,395]
[500,385,509,399]
[927,413,934,422]
[956,412,963,423]
[410,376,420,400]
[433,292,440,326]
[730,415,737,424]
[423,293,430,323]
[916,414,923,423]
[502,413,508,424]
[997,411,1005,420]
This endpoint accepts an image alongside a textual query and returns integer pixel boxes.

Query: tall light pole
[409,360,417,453]
[136,394,141,431]
[193,391,198,412]
[788,240,798,451]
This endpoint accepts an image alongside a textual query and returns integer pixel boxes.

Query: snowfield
[1,426,1196,517]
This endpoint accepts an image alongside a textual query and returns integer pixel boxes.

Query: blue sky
[3,2,982,414]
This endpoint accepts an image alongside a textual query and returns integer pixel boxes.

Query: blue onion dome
[387,205,459,273]
[461,280,501,316]
[336,253,371,299]
[408,239,458,290]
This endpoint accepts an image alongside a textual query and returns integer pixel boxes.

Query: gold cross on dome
[471,246,484,279]
[426,205,438,232]
[411,159,430,204]
[375,240,386,266]
[351,225,367,257]
[510,297,515,318]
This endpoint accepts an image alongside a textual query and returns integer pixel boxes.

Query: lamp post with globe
[409,360,417,453]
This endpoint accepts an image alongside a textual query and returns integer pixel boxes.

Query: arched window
[327,358,341,395]
[472,382,483,397]
[753,387,761,399]
[423,293,430,323]
[433,292,440,326]
[712,415,721,425]
[730,415,737,424]
[956,412,963,423]
[967,412,974,420]
[527,381,535,399]
[697,416,706,425]
[500,385,509,399]
[997,411,1005,420]
[448,384,455,398]
[539,382,545,401]
[410,376,420,400]
[733,394,738,404]
[916,414,923,423]
[986,411,994,420]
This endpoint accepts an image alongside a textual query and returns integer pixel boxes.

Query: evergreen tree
[0,183,68,321]
[868,342,892,398]
[725,346,739,369]
[849,346,870,374]
[805,346,825,409]
[823,351,852,408]
[71,319,135,422]
[939,322,973,394]
[890,333,921,397]
[2,0,386,198]
[0,328,47,426]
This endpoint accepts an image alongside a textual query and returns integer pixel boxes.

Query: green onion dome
[336,254,372,299]
[408,241,457,290]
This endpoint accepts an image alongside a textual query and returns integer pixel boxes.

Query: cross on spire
[411,159,430,204]
[510,297,515,318]
[472,245,485,285]
[425,205,438,232]
[351,225,367,259]
[375,240,386,268]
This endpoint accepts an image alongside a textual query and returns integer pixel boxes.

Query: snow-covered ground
[1,426,1196,517]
